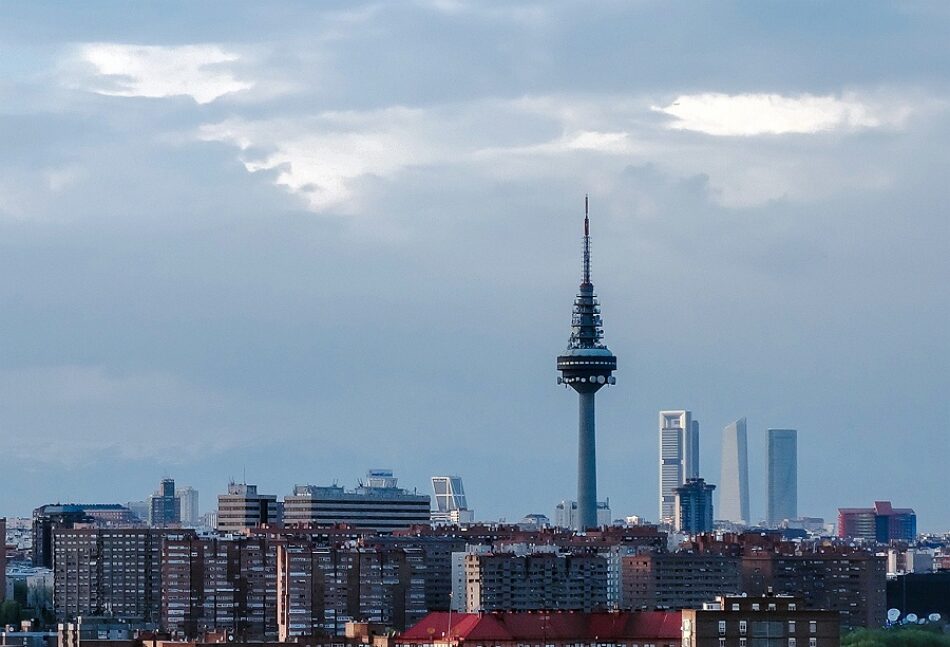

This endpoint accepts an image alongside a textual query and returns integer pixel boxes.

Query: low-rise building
[681,594,840,647]
[398,610,682,647]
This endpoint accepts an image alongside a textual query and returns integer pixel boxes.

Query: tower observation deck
[556,196,617,531]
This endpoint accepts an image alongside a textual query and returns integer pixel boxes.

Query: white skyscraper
[176,486,200,527]
[719,418,749,524]
[659,410,699,525]
[767,429,798,526]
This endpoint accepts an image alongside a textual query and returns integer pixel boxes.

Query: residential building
[216,482,281,533]
[838,501,916,542]
[126,501,149,524]
[398,610,682,647]
[176,486,200,527]
[681,594,840,647]
[161,533,279,640]
[621,552,741,610]
[430,476,474,524]
[283,471,430,533]
[767,429,797,526]
[719,418,749,525]
[675,478,716,534]
[32,504,141,568]
[659,410,699,525]
[52,527,189,622]
[148,478,181,527]
[741,544,885,629]
[464,552,608,612]
[554,500,611,530]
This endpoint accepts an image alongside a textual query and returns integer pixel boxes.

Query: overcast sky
[1,1,948,530]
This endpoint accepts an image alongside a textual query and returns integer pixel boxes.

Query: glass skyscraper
[659,410,699,525]
[767,428,798,526]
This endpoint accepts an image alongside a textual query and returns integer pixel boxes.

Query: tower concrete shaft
[556,196,617,531]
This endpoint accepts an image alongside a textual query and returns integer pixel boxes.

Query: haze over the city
[0,1,947,529]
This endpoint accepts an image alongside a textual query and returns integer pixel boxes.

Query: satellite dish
[917,619,926,625]
[887,609,900,623]
[906,614,918,623]
[928,614,941,623]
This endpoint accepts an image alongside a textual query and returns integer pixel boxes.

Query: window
[719,621,726,635]
[809,622,817,634]
[739,621,747,635]
[809,640,816,647]
[740,640,746,647]
[732,604,740,611]
[719,640,725,647]
[752,604,760,611]
[788,621,796,633]
[789,604,796,611]
[789,639,796,647]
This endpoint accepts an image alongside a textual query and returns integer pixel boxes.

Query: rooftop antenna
[583,194,591,285]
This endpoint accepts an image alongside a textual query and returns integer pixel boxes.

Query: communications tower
[556,196,617,531]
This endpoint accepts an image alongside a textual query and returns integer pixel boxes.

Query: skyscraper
[149,478,181,527]
[674,478,716,534]
[658,410,698,525]
[556,197,617,531]
[719,418,749,524]
[431,476,474,524]
[176,486,200,527]
[767,429,798,526]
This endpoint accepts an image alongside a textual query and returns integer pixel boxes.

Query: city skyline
[0,2,948,531]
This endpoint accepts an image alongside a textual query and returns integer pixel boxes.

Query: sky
[0,1,948,530]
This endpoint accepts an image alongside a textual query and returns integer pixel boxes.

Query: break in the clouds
[654,93,911,136]
[75,43,253,104]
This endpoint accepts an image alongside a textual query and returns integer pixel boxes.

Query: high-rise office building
[430,476,474,524]
[149,478,181,527]
[719,418,749,524]
[658,410,698,525]
[175,486,199,527]
[216,482,281,532]
[556,197,618,531]
[283,470,430,532]
[838,501,917,542]
[767,429,798,526]
[674,478,716,534]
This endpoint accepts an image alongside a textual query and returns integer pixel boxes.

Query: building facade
[659,410,699,525]
[681,594,840,647]
[33,504,141,568]
[216,482,281,533]
[52,527,187,622]
[464,552,608,612]
[838,501,916,542]
[767,429,797,526]
[719,418,749,525]
[621,553,741,610]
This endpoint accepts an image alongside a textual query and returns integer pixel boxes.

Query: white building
[176,486,200,527]
[659,410,699,525]
[554,499,611,530]
[719,418,749,524]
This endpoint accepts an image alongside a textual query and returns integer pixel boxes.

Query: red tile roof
[399,611,682,643]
